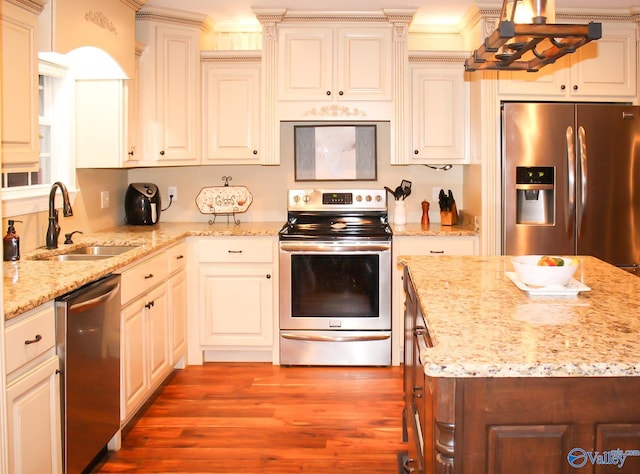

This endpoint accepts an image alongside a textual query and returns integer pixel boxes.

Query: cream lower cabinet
[392,236,477,365]
[190,237,276,363]
[167,242,187,365]
[119,241,186,424]
[4,303,62,474]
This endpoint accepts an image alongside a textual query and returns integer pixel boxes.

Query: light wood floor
[92,363,406,473]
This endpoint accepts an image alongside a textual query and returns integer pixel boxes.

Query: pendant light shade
[465,0,601,72]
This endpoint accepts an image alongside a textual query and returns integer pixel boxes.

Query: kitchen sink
[67,245,139,256]
[29,245,140,261]
[46,254,113,262]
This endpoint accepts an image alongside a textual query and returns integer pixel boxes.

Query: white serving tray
[195,186,253,215]
[505,271,591,296]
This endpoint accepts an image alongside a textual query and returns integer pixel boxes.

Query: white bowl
[511,255,579,287]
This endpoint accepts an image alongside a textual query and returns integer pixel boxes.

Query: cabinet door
[199,263,273,347]
[6,356,62,474]
[156,26,200,162]
[410,64,469,164]
[75,79,127,168]
[277,27,333,101]
[121,298,147,421]
[497,58,569,98]
[1,2,39,170]
[336,27,392,101]
[202,61,260,163]
[169,270,187,364]
[570,23,636,98]
[147,283,170,388]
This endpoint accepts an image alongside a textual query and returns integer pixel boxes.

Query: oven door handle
[279,243,391,252]
[280,332,391,342]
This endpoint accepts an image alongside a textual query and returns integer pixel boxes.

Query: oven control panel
[288,189,386,211]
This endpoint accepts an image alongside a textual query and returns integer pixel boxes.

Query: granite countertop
[391,222,477,237]
[4,222,283,320]
[400,255,640,378]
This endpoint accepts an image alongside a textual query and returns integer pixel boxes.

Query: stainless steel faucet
[46,181,73,249]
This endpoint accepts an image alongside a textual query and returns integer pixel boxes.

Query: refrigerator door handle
[566,126,576,238]
[577,126,588,239]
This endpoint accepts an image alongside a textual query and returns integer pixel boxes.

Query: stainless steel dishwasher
[56,274,121,473]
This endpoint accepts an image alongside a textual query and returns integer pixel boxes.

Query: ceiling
[143,0,640,27]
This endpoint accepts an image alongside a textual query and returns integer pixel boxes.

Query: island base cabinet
[426,377,640,473]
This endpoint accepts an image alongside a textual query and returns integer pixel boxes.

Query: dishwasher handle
[60,275,121,313]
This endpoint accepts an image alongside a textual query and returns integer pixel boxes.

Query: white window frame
[2,56,78,218]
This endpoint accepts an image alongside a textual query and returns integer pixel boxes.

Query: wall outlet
[100,191,110,209]
[168,186,177,202]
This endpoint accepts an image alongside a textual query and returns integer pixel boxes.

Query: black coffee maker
[125,183,161,225]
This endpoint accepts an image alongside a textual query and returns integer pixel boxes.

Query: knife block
[440,211,454,226]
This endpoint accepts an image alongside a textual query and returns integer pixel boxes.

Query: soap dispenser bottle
[3,220,22,261]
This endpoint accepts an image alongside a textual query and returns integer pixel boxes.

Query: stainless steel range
[279,189,392,366]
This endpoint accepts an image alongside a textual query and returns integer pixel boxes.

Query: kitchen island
[400,255,640,473]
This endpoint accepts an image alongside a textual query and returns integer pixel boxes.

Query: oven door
[279,240,391,331]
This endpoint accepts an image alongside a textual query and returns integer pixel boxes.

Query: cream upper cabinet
[1,0,41,172]
[402,55,469,165]
[75,79,135,168]
[136,9,203,166]
[277,25,393,119]
[201,52,261,164]
[498,22,637,100]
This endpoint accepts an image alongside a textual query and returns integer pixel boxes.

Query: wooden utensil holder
[440,211,454,226]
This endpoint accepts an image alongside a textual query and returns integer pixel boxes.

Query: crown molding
[200,50,261,62]
[6,0,47,15]
[136,5,207,29]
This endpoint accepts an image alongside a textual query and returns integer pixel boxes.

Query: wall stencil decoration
[294,125,377,181]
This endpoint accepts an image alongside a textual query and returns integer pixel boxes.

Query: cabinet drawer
[5,304,56,375]
[167,241,187,274]
[120,252,168,305]
[198,238,274,263]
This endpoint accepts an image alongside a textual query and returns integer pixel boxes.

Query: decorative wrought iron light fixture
[465,0,602,72]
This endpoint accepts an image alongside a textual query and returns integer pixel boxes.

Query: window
[2,58,76,217]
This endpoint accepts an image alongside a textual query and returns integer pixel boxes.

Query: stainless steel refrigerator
[502,102,640,270]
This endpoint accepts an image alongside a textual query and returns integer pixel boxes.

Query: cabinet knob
[560,84,566,90]
[414,150,419,155]
[573,85,578,90]
[338,90,344,96]
[266,274,271,279]
[326,90,331,96]
[159,150,165,156]
[128,150,134,156]
[253,150,258,155]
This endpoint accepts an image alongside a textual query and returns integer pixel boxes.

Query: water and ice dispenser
[515,167,555,225]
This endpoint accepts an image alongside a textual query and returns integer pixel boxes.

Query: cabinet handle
[573,84,578,90]
[176,255,184,260]
[560,84,566,90]
[326,90,331,96]
[228,250,243,254]
[159,150,165,156]
[128,150,134,156]
[24,334,42,345]
[144,273,154,279]
[266,274,271,279]
[145,301,155,309]
[338,90,344,96]
[429,250,445,254]
[252,150,258,155]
